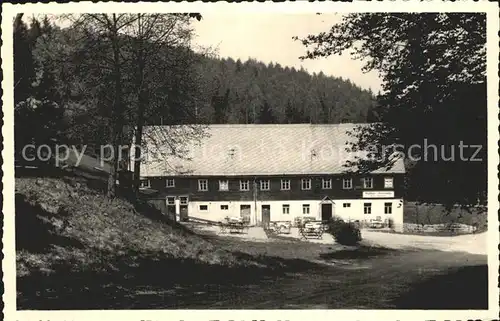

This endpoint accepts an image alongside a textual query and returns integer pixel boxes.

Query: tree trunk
[133,87,146,198]
[107,14,123,198]
[132,24,146,200]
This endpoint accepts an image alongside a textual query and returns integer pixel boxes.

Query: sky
[191,13,382,92]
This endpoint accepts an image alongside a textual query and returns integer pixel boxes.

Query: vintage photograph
[2,1,499,319]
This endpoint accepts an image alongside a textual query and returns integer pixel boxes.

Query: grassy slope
[16,174,243,278]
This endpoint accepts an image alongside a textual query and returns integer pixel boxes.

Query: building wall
[142,173,405,201]
[141,173,405,232]
[187,200,258,225]
[334,198,404,232]
[185,198,404,232]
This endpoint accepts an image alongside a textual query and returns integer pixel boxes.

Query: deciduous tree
[297,13,487,207]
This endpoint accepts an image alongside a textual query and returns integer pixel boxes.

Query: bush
[326,215,344,234]
[327,216,362,246]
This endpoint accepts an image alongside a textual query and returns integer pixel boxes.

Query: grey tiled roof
[137,123,405,177]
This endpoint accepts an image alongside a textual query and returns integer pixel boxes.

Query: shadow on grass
[392,265,488,309]
[319,246,398,260]
[15,194,85,253]
[15,164,67,178]
[17,250,324,309]
[264,231,304,243]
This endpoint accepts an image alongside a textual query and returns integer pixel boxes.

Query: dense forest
[163,56,377,125]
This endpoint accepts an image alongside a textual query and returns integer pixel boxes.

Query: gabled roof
[136,123,405,177]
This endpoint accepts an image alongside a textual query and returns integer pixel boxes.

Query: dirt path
[185,231,489,309]
[185,221,488,255]
[178,249,487,309]
[360,230,488,255]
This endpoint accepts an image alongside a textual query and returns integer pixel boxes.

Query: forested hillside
[153,56,377,125]
[15,16,376,140]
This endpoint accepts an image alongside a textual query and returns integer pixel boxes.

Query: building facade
[135,124,405,231]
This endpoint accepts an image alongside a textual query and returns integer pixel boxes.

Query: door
[179,196,189,221]
[179,206,188,221]
[261,205,271,227]
[166,204,176,218]
[321,203,333,222]
[166,196,176,219]
[240,205,251,225]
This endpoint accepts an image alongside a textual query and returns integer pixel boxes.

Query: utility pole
[253,178,258,226]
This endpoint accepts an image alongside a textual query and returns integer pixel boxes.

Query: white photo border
[2,1,499,320]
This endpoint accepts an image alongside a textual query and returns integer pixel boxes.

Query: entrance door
[179,206,188,221]
[166,196,176,219]
[240,205,251,225]
[261,205,271,227]
[321,203,333,222]
[179,196,189,222]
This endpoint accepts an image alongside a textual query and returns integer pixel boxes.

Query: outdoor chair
[218,221,229,234]
[298,223,325,240]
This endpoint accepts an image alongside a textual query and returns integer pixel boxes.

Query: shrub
[327,216,362,246]
[326,215,344,234]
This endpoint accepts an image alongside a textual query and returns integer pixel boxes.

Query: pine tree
[212,88,231,123]
[285,100,294,124]
[258,100,276,124]
[235,59,243,72]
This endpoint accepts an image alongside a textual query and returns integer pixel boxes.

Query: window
[282,204,290,214]
[322,178,332,189]
[179,196,188,205]
[240,180,250,191]
[198,179,208,191]
[301,178,311,190]
[219,180,229,191]
[199,205,208,211]
[221,205,229,210]
[384,202,392,214]
[384,177,394,188]
[342,178,353,189]
[165,178,175,188]
[260,180,270,191]
[364,202,372,214]
[302,204,310,215]
[281,179,290,190]
[140,179,150,188]
[166,196,176,205]
[363,177,373,189]
[343,203,351,208]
